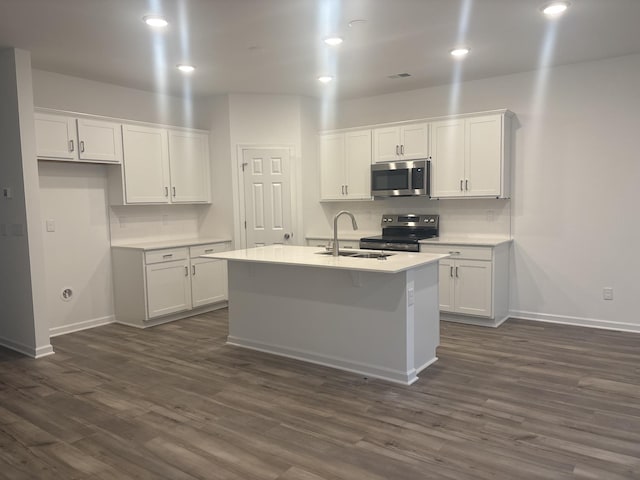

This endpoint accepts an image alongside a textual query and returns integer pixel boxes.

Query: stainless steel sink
[315,250,359,257]
[315,250,394,259]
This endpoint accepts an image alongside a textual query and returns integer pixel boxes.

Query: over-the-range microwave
[371,159,430,197]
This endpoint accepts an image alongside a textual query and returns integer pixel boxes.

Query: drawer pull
[204,249,214,253]
[448,251,461,255]
[163,254,173,258]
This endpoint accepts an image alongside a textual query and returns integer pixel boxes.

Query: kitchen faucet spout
[333,210,358,257]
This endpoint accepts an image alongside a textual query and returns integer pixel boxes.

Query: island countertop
[203,245,449,274]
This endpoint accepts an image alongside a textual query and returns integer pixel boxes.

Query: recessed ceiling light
[143,15,168,28]
[177,64,195,73]
[450,48,470,58]
[542,2,569,16]
[318,76,333,84]
[324,36,343,46]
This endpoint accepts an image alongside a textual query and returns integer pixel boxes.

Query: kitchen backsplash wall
[311,198,511,238]
[109,205,207,244]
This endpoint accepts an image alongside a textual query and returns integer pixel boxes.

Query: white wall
[312,53,640,331]
[38,162,115,335]
[0,49,52,357]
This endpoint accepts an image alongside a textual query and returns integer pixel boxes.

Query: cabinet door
[35,113,78,160]
[191,257,227,307]
[168,131,210,203]
[77,118,123,163]
[400,123,429,160]
[465,115,503,197]
[454,259,492,317]
[372,126,401,163]
[438,259,455,313]
[122,125,170,204]
[319,133,345,200]
[146,260,192,319]
[431,119,466,198]
[344,129,372,199]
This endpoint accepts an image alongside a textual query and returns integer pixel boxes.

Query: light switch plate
[46,219,56,232]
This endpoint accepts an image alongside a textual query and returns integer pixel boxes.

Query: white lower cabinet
[112,241,231,327]
[421,242,511,327]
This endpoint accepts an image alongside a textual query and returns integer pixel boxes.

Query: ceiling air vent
[388,73,412,79]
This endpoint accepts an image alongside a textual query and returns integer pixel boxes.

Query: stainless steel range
[359,214,439,252]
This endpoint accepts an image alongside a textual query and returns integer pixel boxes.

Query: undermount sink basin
[315,250,395,259]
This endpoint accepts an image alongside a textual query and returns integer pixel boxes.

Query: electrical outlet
[2,187,12,199]
[407,287,415,306]
[46,219,56,232]
[603,287,614,300]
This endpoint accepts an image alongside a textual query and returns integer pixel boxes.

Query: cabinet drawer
[420,244,492,261]
[190,242,231,258]
[145,247,188,264]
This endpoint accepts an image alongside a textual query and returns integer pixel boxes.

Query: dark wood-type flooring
[1,310,640,479]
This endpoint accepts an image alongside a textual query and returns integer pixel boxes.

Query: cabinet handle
[450,266,454,278]
[465,179,469,191]
[341,185,345,195]
[455,266,459,278]
[164,186,169,197]
[395,145,399,155]
[172,186,176,197]
[448,251,461,255]
[345,185,348,195]
[460,179,464,191]
[400,144,404,155]
[163,254,173,258]
[80,141,85,153]
[204,248,214,253]
[192,265,196,276]
[184,266,189,276]
[69,139,74,152]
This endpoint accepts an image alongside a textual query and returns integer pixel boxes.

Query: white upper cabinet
[319,129,372,201]
[121,124,171,204]
[35,112,122,164]
[35,113,77,160]
[372,122,429,163]
[168,130,211,203]
[431,112,512,198]
[76,118,123,163]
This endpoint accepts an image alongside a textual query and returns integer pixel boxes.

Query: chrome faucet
[332,210,358,257]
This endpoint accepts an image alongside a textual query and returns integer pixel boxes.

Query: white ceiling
[1,0,639,100]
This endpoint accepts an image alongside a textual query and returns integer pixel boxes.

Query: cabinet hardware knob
[164,186,169,197]
[345,185,348,195]
[69,140,74,152]
[204,249,214,253]
[465,179,469,191]
[460,179,464,191]
[450,266,454,278]
[400,144,404,155]
[341,185,345,195]
[395,145,399,155]
[448,251,461,255]
[184,266,189,276]
[172,186,176,197]
[192,265,196,276]
[455,266,459,278]
[80,141,85,153]
[163,254,173,258]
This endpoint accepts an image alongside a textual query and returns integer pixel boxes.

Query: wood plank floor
[1,310,640,479]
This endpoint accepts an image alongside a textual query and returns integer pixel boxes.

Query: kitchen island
[204,245,449,385]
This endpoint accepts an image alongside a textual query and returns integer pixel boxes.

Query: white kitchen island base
[224,257,440,385]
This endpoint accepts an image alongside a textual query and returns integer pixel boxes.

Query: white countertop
[203,245,449,274]
[111,237,232,251]
[420,236,512,247]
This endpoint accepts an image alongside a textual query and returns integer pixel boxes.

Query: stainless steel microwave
[371,159,430,197]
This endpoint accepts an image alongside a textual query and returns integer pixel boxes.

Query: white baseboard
[49,315,116,337]
[509,310,640,334]
[0,336,54,358]
[227,335,424,386]
[441,313,508,328]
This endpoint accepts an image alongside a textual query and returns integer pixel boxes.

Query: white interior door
[242,148,293,248]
